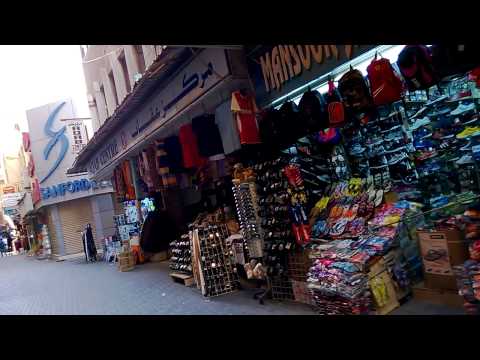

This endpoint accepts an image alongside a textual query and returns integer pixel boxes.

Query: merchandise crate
[291,280,315,306]
[288,248,312,282]
[117,252,135,272]
[269,276,295,301]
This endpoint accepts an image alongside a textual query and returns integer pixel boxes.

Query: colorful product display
[103,45,480,314]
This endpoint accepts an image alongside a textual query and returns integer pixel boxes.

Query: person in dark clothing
[83,224,97,261]
[6,232,13,252]
[140,193,179,256]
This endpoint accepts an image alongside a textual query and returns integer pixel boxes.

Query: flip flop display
[224,67,480,314]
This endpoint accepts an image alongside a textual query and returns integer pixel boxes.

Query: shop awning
[68,46,194,174]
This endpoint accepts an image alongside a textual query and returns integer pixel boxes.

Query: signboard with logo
[87,47,231,176]
[41,178,112,200]
[246,45,377,107]
[1,192,23,208]
[26,99,113,208]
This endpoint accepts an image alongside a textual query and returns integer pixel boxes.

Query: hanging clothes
[215,100,241,154]
[113,166,126,199]
[143,145,162,191]
[154,139,177,187]
[121,160,136,200]
[179,123,207,169]
[231,90,261,145]
[191,114,225,158]
[164,135,184,172]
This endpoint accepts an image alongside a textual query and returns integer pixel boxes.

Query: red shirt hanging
[231,91,261,145]
[179,123,207,169]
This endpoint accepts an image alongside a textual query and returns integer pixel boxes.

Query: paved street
[0,255,465,315]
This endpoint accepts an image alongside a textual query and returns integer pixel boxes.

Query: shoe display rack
[232,181,264,259]
[253,158,294,277]
[169,233,193,274]
[342,106,417,191]
[196,224,239,297]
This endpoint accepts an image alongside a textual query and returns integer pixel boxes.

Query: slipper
[368,188,377,202]
[365,201,375,219]
[345,204,359,221]
[348,218,366,237]
[329,205,343,220]
[367,175,374,190]
[374,172,383,187]
[313,220,328,238]
[329,218,349,236]
[357,201,368,218]
[374,189,384,207]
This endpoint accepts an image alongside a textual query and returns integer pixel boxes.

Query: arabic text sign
[87,47,231,175]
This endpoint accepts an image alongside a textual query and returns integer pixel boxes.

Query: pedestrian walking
[82,224,97,262]
[0,237,6,257]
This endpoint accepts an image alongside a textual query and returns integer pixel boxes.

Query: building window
[108,70,119,106]
[135,45,146,74]
[118,50,131,93]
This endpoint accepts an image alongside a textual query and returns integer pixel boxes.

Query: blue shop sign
[40,178,110,200]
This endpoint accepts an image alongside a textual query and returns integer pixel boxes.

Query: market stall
[78,44,480,314]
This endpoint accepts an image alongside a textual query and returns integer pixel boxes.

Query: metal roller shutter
[46,209,59,255]
[58,198,98,255]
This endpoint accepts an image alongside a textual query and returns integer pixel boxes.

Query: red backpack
[325,80,345,127]
[367,56,404,106]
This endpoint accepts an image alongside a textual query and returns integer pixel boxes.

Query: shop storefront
[73,45,480,314]
[26,99,118,259]
[71,47,254,268]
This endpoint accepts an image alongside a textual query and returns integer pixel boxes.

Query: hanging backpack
[298,89,328,134]
[278,100,301,146]
[258,108,282,156]
[325,80,345,127]
[397,45,438,91]
[338,68,373,113]
[431,44,480,80]
[367,55,404,106]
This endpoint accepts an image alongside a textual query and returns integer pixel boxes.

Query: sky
[0,45,90,155]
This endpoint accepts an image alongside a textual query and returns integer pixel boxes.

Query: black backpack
[397,45,438,91]
[298,89,328,134]
[258,108,282,156]
[431,44,480,80]
[278,101,301,147]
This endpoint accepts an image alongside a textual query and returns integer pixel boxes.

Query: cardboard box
[413,281,464,308]
[150,251,169,262]
[417,229,469,290]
